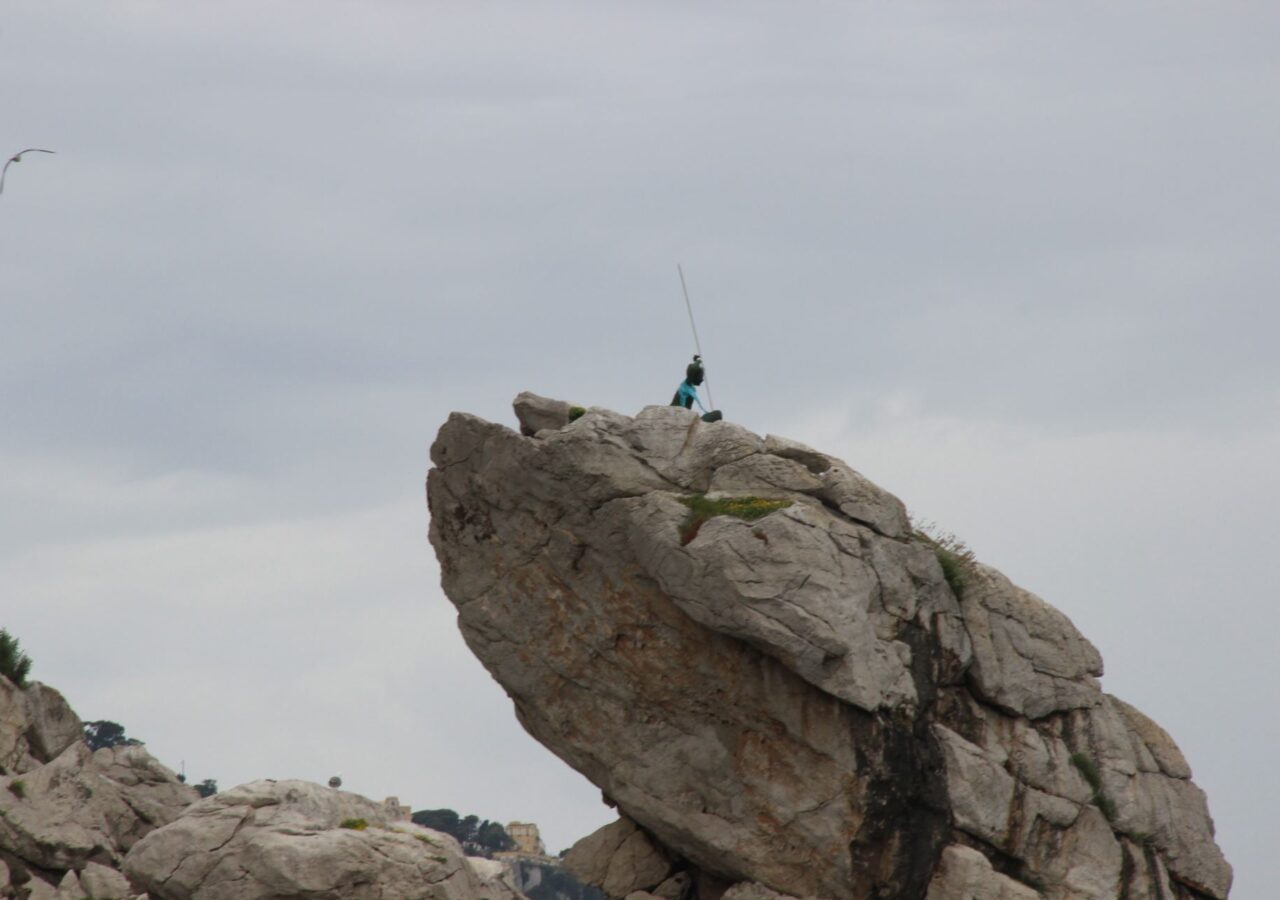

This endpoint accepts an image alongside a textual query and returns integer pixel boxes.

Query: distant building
[506,821,548,857]
[383,796,412,822]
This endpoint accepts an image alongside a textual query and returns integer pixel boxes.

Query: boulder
[0,675,36,774]
[0,741,195,871]
[124,779,489,900]
[80,860,137,899]
[56,870,85,899]
[92,743,202,829]
[514,391,576,436]
[564,818,671,899]
[27,876,59,900]
[924,846,1040,900]
[959,566,1103,719]
[0,679,87,779]
[428,398,1233,900]
[21,683,83,767]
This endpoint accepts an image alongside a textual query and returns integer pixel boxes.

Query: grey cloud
[1,1,1275,892]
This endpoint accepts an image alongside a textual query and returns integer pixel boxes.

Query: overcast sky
[2,2,1276,894]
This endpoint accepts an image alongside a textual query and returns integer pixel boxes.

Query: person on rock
[671,355,721,421]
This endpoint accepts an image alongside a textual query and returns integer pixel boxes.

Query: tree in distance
[411,808,514,856]
[83,720,143,752]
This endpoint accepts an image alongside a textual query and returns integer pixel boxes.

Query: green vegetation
[8,780,26,799]
[340,818,369,831]
[0,629,32,687]
[913,521,977,599]
[568,406,586,422]
[678,495,792,545]
[195,779,218,798]
[1070,753,1118,822]
[83,720,143,752]
[411,808,513,856]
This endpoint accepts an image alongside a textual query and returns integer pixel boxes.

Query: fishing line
[677,263,714,411]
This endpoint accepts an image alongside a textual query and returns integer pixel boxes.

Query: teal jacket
[672,380,707,413]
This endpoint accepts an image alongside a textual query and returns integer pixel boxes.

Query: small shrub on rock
[1070,753,1118,822]
[8,780,26,799]
[340,818,369,831]
[0,629,32,686]
[912,521,977,599]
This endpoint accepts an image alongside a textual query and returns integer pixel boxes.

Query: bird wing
[1,150,55,195]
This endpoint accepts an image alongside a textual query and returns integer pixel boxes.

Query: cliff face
[427,396,1232,900]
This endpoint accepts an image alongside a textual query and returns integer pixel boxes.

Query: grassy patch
[7,780,25,800]
[339,818,369,831]
[568,405,586,422]
[1070,753,1118,823]
[678,495,791,545]
[913,521,977,599]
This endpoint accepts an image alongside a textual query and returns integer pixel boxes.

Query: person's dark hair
[686,355,704,385]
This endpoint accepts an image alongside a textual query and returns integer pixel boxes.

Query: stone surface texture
[467,857,524,900]
[428,398,1233,900]
[514,391,575,436]
[564,817,671,899]
[123,778,501,900]
[0,680,83,779]
[0,674,195,900]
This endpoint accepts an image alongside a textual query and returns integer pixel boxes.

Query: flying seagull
[0,149,56,195]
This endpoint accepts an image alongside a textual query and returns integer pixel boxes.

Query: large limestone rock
[124,779,495,900]
[428,398,1232,900]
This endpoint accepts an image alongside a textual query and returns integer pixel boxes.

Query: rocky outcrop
[0,674,195,899]
[0,680,83,779]
[124,779,515,900]
[428,399,1232,900]
[3,671,537,900]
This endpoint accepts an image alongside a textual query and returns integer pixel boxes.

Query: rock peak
[428,395,1231,900]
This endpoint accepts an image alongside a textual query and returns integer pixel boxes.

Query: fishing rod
[677,263,714,411]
